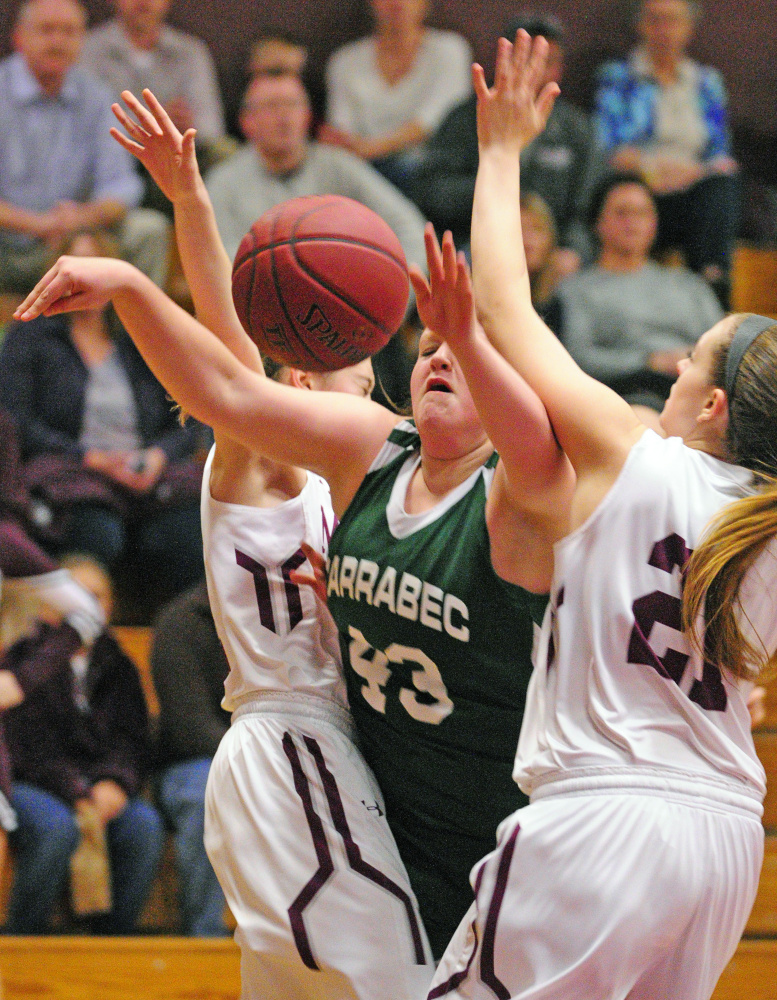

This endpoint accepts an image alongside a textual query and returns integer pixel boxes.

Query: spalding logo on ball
[231,194,410,372]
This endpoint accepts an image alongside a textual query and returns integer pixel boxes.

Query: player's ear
[699,385,728,434]
[287,368,315,391]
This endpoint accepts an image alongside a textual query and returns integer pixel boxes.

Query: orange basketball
[231,195,410,372]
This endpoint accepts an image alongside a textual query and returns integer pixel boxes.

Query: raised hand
[473,31,560,154]
[13,255,135,322]
[288,542,328,603]
[409,224,478,353]
[111,88,201,204]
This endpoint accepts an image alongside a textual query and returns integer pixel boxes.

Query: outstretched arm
[111,90,258,372]
[14,258,397,515]
[472,33,644,521]
[112,90,276,500]
[410,226,574,591]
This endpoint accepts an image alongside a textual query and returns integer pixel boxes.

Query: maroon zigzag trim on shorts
[479,823,520,1000]
[427,863,487,999]
[304,735,428,965]
[282,732,335,970]
[427,824,520,999]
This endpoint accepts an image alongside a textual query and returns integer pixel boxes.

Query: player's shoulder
[367,418,418,474]
[627,432,751,506]
[301,469,333,503]
[628,428,690,473]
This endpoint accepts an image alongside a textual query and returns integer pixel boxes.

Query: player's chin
[416,394,464,432]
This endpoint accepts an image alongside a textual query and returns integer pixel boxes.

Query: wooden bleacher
[730,244,777,318]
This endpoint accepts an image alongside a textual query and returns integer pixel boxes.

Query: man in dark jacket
[411,12,607,268]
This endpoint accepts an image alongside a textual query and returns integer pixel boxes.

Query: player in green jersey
[327,417,550,955]
[15,157,575,962]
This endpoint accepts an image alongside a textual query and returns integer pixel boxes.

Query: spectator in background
[0,229,204,610]
[521,191,563,334]
[243,32,325,132]
[0,405,105,643]
[320,0,472,195]
[0,0,169,292]
[556,172,722,414]
[594,0,739,305]
[412,12,606,266]
[248,33,308,80]
[205,73,427,273]
[2,553,163,934]
[151,580,231,937]
[82,0,233,215]
[82,0,225,144]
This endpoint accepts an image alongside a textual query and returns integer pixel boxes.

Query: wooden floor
[0,935,773,999]
[0,937,241,1000]
[712,940,777,1000]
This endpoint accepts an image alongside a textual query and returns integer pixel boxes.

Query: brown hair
[683,314,777,680]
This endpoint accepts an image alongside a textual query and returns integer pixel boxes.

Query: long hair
[683,315,777,680]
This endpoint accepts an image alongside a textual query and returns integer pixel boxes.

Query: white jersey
[516,430,776,803]
[200,446,348,713]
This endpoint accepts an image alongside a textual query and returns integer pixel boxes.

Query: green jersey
[326,422,548,957]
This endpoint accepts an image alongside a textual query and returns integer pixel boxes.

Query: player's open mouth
[426,378,452,393]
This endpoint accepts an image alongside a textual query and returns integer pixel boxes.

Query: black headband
[725,314,774,399]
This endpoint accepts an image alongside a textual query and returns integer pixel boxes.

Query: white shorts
[428,783,764,1000]
[204,695,433,1000]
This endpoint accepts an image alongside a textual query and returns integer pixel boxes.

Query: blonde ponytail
[683,478,777,681]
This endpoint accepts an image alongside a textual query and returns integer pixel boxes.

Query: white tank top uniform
[199,448,432,1000]
[429,430,775,1000]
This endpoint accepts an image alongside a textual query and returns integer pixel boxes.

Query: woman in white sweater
[321,0,471,193]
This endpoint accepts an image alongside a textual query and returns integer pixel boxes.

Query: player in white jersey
[418,33,777,1000]
[200,391,433,1000]
[98,91,432,999]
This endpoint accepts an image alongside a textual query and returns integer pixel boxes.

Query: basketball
[231,194,410,372]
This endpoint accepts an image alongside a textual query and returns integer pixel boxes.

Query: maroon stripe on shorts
[304,735,428,965]
[427,863,486,998]
[479,824,520,1000]
[282,731,335,970]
